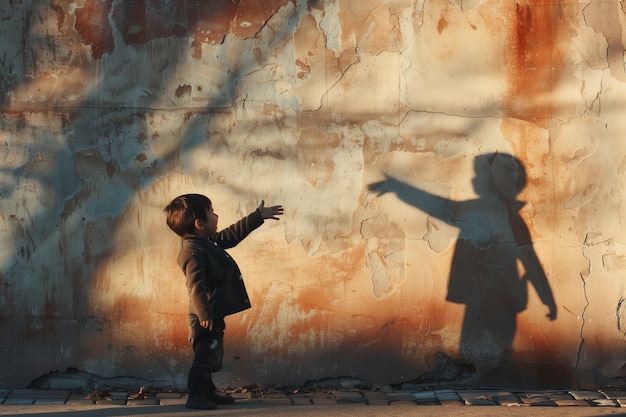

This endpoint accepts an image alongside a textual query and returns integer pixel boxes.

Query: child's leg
[187,318,225,398]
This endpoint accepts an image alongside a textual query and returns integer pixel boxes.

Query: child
[164,194,283,410]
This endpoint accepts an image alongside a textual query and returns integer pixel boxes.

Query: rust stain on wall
[74,0,114,59]
[175,84,192,98]
[74,0,290,61]
[230,0,288,38]
[506,1,570,124]
[116,0,235,45]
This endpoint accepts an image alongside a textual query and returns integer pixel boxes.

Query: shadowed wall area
[1,0,626,391]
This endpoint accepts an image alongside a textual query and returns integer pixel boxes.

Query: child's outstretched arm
[213,200,283,248]
[257,200,284,220]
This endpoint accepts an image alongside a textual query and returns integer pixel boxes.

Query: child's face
[195,204,218,237]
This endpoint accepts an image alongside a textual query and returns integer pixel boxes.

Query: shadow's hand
[367,176,393,196]
[546,303,557,321]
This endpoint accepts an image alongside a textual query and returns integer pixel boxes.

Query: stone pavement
[2,386,626,411]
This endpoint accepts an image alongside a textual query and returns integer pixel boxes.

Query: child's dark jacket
[177,209,264,322]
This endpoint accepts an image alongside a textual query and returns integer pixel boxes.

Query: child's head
[164,194,212,237]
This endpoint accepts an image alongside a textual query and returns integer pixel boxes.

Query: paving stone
[363,391,388,405]
[363,391,386,397]
[66,396,96,405]
[333,391,365,403]
[476,391,519,406]
[310,397,338,405]
[544,393,576,400]
[8,389,57,398]
[36,398,68,404]
[258,398,292,406]
[128,398,160,406]
[3,398,34,405]
[569,390,606,400]
[333,390,362,397]
[601,390,626,399]
[439,399,465,407]
[289,394,312,405]
[437,394,463,400]
[157,397,186,406]
[387,392,417,403]
[156,392,184,399]
[519,397,558,406]
[109,391,130,400]
[267,391,290,398]
[495,396,521,406]
[366,398,390,405]
[373,384,394,393]
[336,396,366,404]
[3,398,35,405]
[413,391,437,403]
[520,392,557,402]
[434,389,458,397]
[463,398,498,405]
[68,393,92,398]
[389,400,417,406]
[591,399,619,407]
[230,392,251,399]
[413,391,440,405]
[554,399,592,406]
[41,390,70,399]
[234,398,265,406]
[457,391,498,406]
[95,398,127,405]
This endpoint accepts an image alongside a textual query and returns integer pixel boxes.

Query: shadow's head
[473,153,527,200]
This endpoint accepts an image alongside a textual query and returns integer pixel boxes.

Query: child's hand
[258,200,284,220]
[200,319,213,330]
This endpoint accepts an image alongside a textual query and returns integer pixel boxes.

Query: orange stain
[506,1,567,125]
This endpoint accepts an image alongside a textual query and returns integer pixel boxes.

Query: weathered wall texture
[1,0,626,390]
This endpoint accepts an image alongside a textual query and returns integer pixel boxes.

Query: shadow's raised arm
[368,174,452,222]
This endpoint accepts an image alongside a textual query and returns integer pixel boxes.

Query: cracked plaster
[1,0,626,390]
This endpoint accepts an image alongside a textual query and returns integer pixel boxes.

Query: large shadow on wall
[368,152,560,386]
[0,0,295,387]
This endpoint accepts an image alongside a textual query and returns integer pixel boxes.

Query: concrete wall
[1,0,626,390]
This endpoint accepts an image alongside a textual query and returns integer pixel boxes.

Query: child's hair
[164,194,212,237]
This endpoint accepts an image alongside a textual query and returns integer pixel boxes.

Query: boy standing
[164,194,283,410]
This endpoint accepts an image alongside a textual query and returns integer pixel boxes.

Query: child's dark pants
[187,316,225,398]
